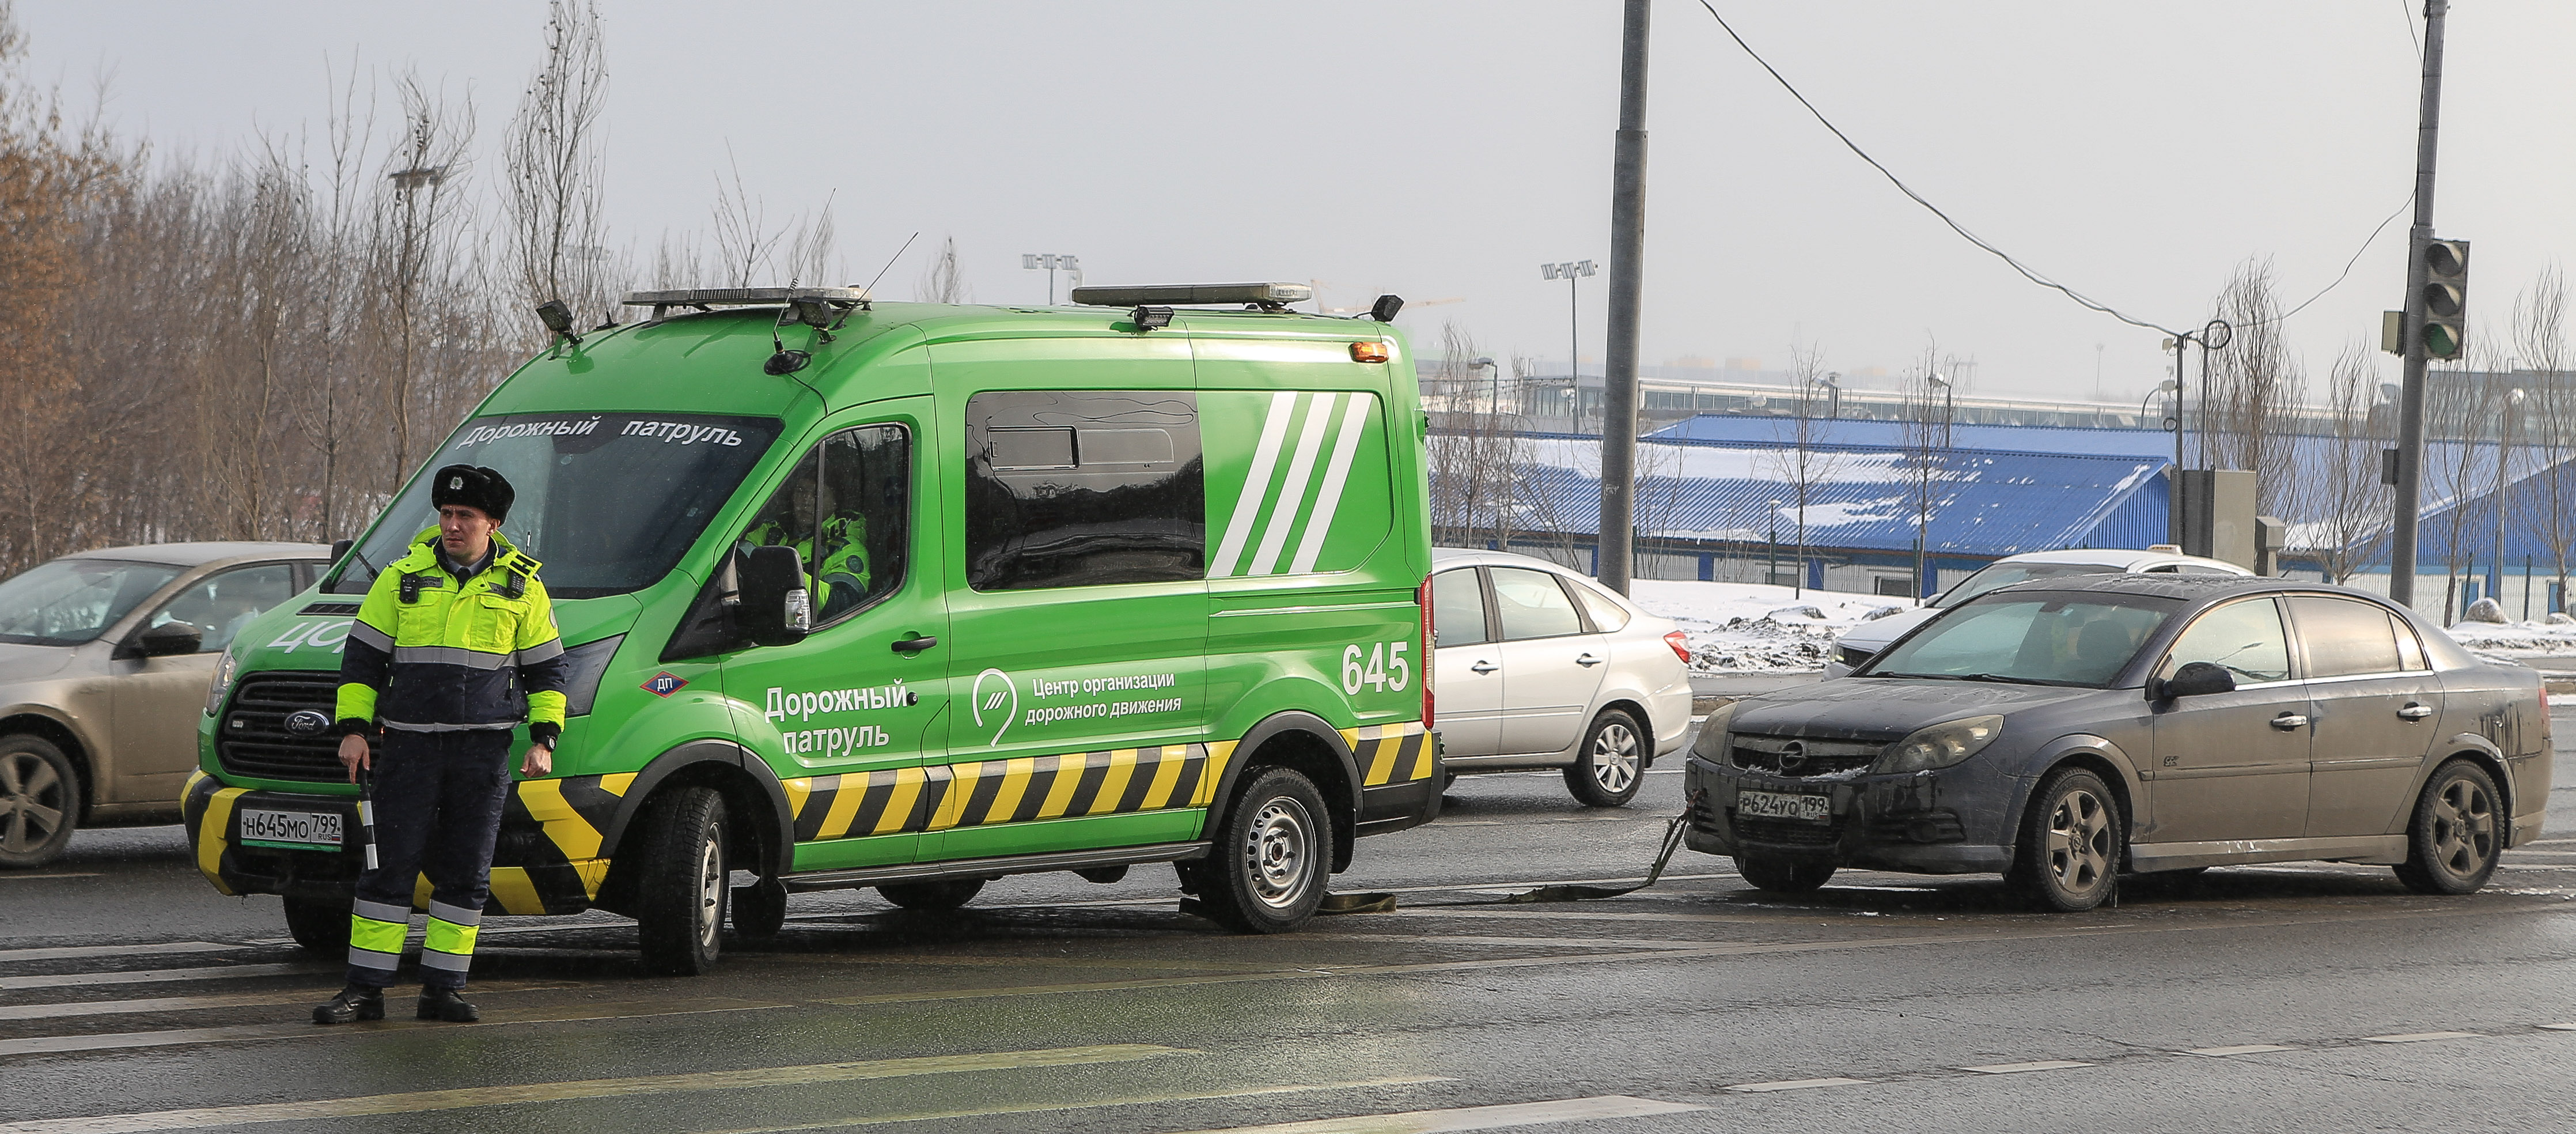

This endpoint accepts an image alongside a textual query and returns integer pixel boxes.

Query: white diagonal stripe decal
[1248,392,1338,576]
[1290,393,1376,574]
[1210,391,1299,577]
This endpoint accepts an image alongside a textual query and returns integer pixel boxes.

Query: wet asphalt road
[5,709,2575,1134]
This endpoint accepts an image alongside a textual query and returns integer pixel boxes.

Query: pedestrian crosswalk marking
[0,997,787,1059]
[694,1075,1452,1134]
[0,963,323,991]
[0,1044,1187,1134]
[1160,1095,1706,1134]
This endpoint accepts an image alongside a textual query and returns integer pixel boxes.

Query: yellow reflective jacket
[334,528,571,742]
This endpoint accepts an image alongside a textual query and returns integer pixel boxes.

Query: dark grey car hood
[1729,678,2101,742]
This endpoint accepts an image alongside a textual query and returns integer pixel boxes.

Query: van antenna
[854,231,920,319]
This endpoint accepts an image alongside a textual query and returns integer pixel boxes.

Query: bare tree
[502,0,611,331]
[914,234,971,303]
[373,73,476,496]
[2203,259,2306,519]
[2426,356,2498,623]
[2514,266,2574,615]
[1423,322,1529,551]
[1767,343,1842,596]
[2303,342,2392,583]
[1899,339,1953,598]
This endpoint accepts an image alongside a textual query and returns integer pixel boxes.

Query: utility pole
[2389,0,2449,607]
[1598,0,1650,595]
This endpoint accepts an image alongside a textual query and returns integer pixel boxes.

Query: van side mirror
[737,545,811,648]
[331,538,354,564]
[2150,660,2236,701]
[126,620,203,659]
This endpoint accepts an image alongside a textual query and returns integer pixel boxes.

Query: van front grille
[215,672,348,781]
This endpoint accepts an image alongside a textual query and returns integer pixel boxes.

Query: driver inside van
[741,468,871,618]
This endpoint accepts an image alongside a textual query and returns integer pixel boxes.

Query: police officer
[313,466,571,1025]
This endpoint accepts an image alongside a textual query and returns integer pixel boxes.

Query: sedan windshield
[327,412,782,598]
[1867,595,2177,687]
[1931,561,2128,608]
[0,558,183,646]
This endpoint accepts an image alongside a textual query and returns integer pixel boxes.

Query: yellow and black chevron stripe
[1344,721,1434,787]
[181,769,628,917]
[785,744,1219,841]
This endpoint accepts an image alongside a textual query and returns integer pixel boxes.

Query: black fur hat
[430,464,514,523]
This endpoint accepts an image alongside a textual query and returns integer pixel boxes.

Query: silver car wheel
[2430,776,2496,876]
[693,826,725,950]
[2044,787,2113,893]
[1590,722,1641,793]
[1241,796,1317,912]
[1,750,67,856]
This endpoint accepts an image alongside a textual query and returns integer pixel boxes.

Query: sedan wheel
[0,736,79,870]
[1563,709,1645,807]
[2013,768,2121,912]
[2395,761,2502,895]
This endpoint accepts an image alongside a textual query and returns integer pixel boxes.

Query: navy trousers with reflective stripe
[346,729,512,990]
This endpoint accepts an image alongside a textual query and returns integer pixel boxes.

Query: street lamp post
[1541,260,1597,431]
[2159,319,2232,545]
[1474,356,1507,551]
[1767,498,1782,589]
[1021,253,1081,304]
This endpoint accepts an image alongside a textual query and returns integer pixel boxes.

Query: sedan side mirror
[2150,660,2236,701]
[736,545,811,648]
[126,620,203,659]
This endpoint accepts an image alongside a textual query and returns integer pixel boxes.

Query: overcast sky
[17,1,2574,402]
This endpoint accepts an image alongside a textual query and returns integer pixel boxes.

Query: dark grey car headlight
[1875,714,2003,774]
[1692,702,1740,761]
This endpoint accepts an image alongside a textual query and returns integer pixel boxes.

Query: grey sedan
[1684,574,2552,910]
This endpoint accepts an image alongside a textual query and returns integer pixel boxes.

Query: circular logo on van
[283,710,332,737]
[1776,740,1806,774]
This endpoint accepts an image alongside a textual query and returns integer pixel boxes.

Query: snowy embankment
[1628,579,1908,674]
[1627,577,2576,674]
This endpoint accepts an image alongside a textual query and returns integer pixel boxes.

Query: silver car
[1430,549,1694,806]
[1688,574,2551,910]
[1825,547,2250,677]
[0,542,330,867]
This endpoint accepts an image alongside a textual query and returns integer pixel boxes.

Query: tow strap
[1317,791,1704,914]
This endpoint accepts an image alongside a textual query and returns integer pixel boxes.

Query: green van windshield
[326,411,782,598]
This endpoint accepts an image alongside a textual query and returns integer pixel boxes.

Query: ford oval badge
[283,710,332,737]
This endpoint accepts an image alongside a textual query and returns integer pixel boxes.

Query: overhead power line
[1694,1,2406,338]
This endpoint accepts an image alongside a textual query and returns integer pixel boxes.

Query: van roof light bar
[622,286,871,324]
[1070,282,1312,311]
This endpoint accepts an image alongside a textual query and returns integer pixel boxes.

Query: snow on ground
[2440,617,2576,663]
[1628,579,1911,674]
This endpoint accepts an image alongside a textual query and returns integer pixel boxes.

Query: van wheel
[634,787,728,976]
[2395,760,2502,895]
[878,878,984,910]
[1563,709,1645,807]
[1191,768,1330,934]
[730,877,788,939]
[282,897,351,954]
[1736,856,1834,894]
[0,735,79,870]
[2012,768,2122,912]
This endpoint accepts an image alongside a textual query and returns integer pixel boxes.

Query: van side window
[964,391,1205,590]
[741,425,910,626]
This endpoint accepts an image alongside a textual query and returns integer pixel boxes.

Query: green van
[186,284,1440,972]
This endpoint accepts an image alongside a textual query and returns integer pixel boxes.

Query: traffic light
[2419,238,2469,360]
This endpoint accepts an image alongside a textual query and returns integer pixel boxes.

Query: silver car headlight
[1875,715,2002,774]
[1692,702,1740,761]
[204,647,241,717]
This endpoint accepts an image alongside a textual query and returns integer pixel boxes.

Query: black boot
[416,985,479,1022]
[312,984,385,1025]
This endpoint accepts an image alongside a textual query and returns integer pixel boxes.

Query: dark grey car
[1683,574,2553,910]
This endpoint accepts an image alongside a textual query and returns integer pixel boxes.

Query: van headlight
[1875,715,2002,774]
[204,647,241,717]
